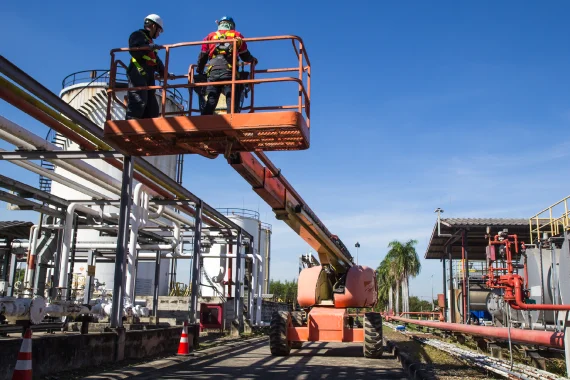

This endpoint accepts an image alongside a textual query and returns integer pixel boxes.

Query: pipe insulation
[0,116,195,227]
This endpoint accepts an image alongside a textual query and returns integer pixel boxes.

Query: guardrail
[106,35,311,124]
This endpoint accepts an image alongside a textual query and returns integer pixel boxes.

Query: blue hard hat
[218,16,235,28]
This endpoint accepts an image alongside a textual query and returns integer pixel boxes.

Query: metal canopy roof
[425,218,530,261]
[0,221,33,240]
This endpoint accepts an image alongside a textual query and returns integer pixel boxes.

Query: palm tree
[376,257,395,312]
[385,239,421,314]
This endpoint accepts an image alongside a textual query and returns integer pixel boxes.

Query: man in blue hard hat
[196,16,258,115]
[126,14,169,120]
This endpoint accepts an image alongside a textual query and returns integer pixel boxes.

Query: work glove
[148,44,163,50]
[251,57,258,66]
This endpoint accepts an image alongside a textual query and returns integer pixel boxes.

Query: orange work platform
[103,35,311,157]
[103,111,309,157]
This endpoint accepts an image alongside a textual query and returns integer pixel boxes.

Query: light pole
[355,242,360,265]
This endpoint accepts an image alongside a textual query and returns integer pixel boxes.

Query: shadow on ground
[125,340,408,380]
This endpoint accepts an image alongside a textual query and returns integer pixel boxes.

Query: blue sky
[2,1,570,300]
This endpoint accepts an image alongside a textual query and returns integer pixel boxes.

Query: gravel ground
[383,326,500,379]
[397,324,567,378]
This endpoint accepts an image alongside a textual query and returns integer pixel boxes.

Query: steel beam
[189,201,202,324]
[442,254,447,322]
[153,250,161,317]
[0,151,123,160]
[448,246,455,323]
[0,174,68,207]
[110,156,134,328]
[0,190,64,218]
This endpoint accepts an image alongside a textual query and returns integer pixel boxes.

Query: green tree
[269,279,298,305]
[408,296,432,312]
[385,240,421,314]
[376,256,396,312]
[15,268,25,283]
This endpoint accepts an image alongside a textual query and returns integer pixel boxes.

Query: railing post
[161,47,170,117]
[298,42,303,114]
[249,61,255,113]
[230,40,237,115]
[564,197,568,232]
[106,54,116,121]
[188,66,195,116]
[306,65,311,128]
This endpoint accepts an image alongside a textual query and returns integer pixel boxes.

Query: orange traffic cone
[176,321,191,356]
[12,328,32,380]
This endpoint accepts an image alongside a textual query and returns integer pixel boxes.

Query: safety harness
[207,31,243,74]
[131,31,159,76]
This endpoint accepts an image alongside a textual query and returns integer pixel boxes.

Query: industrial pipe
[484,233,570,311]
[255,253,263,325]
[24,225,39,290]
[0,56,250,232]
[0,116,122,194]
[126,183,172,301]
[399,312,443,321]
[58,203,102,296]
[0,149,107,199]
[13,242,184,252]
[386,315,564,349]
[45,302,90,318]
[0,82,97,149]
[0,296,47,324]
[509,275,570,311]
[0,116,196,228]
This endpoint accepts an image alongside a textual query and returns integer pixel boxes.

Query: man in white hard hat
[126,14,167,120]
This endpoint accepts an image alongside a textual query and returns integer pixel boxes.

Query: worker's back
[202,29,248,61]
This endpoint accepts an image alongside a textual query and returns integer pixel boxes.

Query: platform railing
[106,35,310,127]
[529,195,570,243]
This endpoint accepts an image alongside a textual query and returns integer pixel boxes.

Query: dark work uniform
[126,29,165,120]
[196,30,256,115]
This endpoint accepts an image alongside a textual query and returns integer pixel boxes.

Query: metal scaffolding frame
[0,55,255,332]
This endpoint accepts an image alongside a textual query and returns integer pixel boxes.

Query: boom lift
[103,35,383,358]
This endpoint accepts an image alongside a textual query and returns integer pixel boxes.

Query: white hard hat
[145,14,164,31]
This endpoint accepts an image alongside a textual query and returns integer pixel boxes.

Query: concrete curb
[384,339,435,380]
[83,336,268,379]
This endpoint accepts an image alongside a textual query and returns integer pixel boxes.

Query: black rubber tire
[269,311,291,356]
[291,341,303,349]
[363,312,383,358]
[291,311,304,327]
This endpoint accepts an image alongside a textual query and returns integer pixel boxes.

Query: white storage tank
[526,246,561,325]
[54,70,182,296]
[201,209,271,299]
[259,222,272,294]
